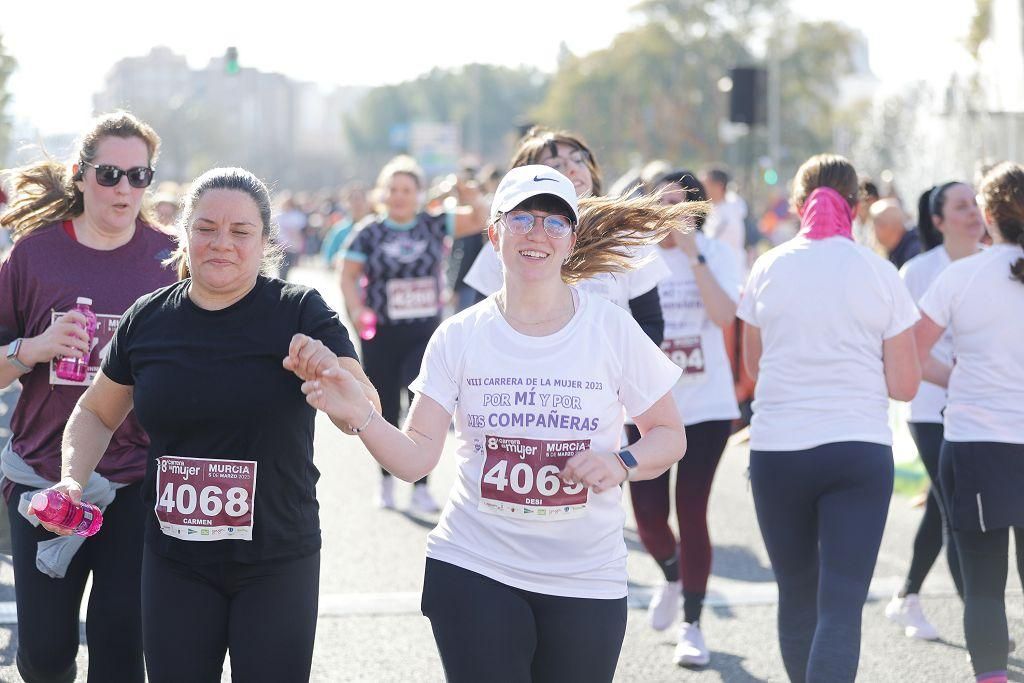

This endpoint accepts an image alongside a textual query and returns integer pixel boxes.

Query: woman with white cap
[286,165,701,682]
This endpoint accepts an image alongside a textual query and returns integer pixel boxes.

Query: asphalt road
[0,264,1019,682]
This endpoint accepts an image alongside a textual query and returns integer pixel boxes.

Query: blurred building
[92,47,368,188]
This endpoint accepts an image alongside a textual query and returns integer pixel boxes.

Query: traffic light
[729,67,767,125]
[225,47,240,75]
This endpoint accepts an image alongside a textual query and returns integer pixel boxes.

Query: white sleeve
[626,247,671,299]
[882,262,921,339]
[918,267,957,329]
[616,315,683,418]
[409,324,460,414]
[736,257,764,326]
[462,247,504,296]
[706,240,742,304]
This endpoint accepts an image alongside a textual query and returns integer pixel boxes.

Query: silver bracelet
[350,407,375,434]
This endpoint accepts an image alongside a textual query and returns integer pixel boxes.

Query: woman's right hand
[29,478,84,537]
[19,311,91,367]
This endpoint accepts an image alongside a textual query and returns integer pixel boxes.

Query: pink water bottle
[30,489,104,537]
[358,309,377,341]
[55,297,98,382]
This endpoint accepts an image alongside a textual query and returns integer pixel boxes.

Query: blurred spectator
[151,182,180,228]
[871,198,921,269]
[700,166,748,276]
[853,177,880,246]
[275,192,307,280]
[321,183,370,268]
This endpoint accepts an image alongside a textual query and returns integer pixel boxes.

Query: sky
[2,0,982,137]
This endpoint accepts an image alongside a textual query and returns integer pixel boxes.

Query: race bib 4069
[478,435,589,521]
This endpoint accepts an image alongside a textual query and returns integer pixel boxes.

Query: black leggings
[7,481,145,683]
[421,558,627,683]
[750,442,893,683]
[360,321,435,484]
[903,422,962,597]
[627,420,731,623]
[141,546,320,683]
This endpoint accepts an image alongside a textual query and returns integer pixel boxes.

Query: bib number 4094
[157,483,250,518]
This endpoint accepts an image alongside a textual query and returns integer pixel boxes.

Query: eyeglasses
[502,210,574,239]
[81,161,154,189]
[538,149,590,174]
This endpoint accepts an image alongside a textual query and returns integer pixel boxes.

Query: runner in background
[629,171,741,667]
[463,127,669,345]
[341,155,487,512]
[885,180,984,640]
[0,112,173,683]
[916,162,1024,683]
[47,167,378,683]
[290,165,703,682]
[320,183,370,269]
[739,154,921,683]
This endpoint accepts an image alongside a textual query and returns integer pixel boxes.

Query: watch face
[618,449,639,468]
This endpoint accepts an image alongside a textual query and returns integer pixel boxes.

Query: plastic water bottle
[30,489,103,537]
[358,309,377,341]
[55,297,98,382]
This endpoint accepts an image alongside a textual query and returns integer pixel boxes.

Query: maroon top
[0,220,177,484]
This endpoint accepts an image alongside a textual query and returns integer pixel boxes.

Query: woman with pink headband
[737,154,922,682]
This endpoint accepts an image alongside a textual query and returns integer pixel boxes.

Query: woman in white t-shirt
[884,181,984,640]
[915,162,1024,683]
[287,166,705,682]
[627,171,741,667]
[737,154,922,683]
[463,127,670,344]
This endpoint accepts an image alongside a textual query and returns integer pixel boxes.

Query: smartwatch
[615,449,639,480]
[6,339,32,374]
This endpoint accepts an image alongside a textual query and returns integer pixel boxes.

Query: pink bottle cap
[30,492,50,511]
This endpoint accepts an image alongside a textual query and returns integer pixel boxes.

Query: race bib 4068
[154,456,257,541]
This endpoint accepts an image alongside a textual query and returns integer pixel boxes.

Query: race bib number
[154,456,257,541]
[662,335,706,385]
[48,311,120,386]
[478,435,589,521]
[386,277,439,320]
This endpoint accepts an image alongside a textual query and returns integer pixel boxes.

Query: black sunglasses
[81,160,154,189]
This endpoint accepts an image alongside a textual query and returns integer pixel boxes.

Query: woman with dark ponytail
[885,180,985,640]
[915,161,1024,683]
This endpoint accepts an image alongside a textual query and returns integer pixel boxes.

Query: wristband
[350,407,375,434]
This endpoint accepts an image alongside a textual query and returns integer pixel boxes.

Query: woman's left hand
[560,450,628,494]
[283,334,340,382]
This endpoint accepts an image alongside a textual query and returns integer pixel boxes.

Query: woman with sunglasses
[463,127,670,345]
[0,111,174,683]
[739,154,921,682]
[290,166,699,682]
[341,155,487,513]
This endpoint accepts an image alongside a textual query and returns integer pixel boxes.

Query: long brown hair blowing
[0,111,161,241]
[562,192,709,284]
[979,161,1024,284]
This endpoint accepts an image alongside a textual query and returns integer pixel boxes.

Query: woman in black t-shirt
[42,167,379,683]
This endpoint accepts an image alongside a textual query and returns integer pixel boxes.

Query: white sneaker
[647,580,681,631]
[674,622,710,667]
[884,593,940,640]
[410,484,441,514]
[376,477,396,510]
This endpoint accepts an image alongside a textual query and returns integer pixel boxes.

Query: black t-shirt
[103,276,357,564]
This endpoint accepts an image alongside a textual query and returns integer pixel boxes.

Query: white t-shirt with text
[658,234,741,425]
[918,243,1024,444]
[737,236,920,451]
[411,289,681,599]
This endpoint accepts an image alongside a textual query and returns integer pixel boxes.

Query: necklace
[497,289,576,326]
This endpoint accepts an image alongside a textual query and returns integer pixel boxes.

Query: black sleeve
[628,286,664,346]
[101,300,142,386]
[298,289,358,360]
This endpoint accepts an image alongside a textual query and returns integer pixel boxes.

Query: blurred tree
[531,0,855,183]
[344,64,548,179]
[0,34,17,164]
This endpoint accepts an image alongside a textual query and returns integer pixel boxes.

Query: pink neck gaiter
[798,187,856,241]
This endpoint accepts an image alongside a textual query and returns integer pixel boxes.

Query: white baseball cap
[489,165,579,225]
